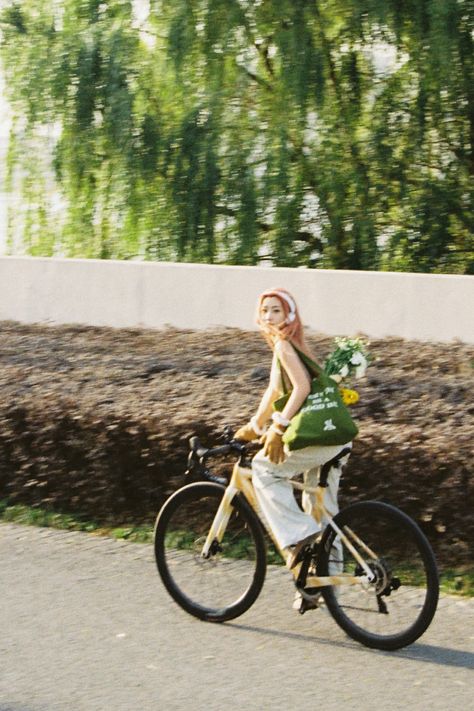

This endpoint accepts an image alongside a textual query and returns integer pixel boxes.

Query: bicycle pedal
[294,587,322,614]
[298,597,320,615]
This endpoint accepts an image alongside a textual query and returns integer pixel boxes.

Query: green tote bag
[273,346,358,450]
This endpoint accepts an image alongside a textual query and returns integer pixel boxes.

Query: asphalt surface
[1,522,473,711]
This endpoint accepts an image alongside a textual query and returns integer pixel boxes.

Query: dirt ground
[0,321,473,565]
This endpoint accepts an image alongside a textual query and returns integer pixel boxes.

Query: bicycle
[154,427,439,651]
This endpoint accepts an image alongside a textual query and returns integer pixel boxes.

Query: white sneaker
[292,590,302,610]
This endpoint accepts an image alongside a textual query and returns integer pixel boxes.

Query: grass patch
[164,528,262,562]
[0,499,153,544]
[439,567,474,597]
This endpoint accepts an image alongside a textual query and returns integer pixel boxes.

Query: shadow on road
[227,622,474,670]
[394,642,474,670]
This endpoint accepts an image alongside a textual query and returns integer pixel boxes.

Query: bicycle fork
[200,483,239,558]
[199,461,268,558]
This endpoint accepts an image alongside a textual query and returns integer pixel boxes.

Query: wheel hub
[192,536,221,564]
[356,559,397,595]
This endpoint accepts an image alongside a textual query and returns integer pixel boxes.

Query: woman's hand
[234,423,259,442]
[261,427,286,464]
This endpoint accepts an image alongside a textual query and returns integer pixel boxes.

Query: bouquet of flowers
[324,337,371,405]
[324,336,371,380]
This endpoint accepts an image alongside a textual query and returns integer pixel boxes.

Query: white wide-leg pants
[252,443,351,551]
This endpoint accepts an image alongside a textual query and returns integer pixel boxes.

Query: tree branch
[254,38,275,78]
[237,63,274,92]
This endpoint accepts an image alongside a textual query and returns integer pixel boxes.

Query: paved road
[1,523,473,711]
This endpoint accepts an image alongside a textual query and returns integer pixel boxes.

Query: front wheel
[317,500,439,650]
[154,482,267,622]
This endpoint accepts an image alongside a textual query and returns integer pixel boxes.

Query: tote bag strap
[276,357,290,396]
[291,345,324,379]
[276,343,324,395]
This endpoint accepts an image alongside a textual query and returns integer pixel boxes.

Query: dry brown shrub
[0,321,472,566]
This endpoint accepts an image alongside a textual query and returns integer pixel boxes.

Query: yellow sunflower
[340,387,360,406]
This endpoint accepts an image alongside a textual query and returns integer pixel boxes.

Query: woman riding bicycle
[155,294,438,647]
[235,288,352,570]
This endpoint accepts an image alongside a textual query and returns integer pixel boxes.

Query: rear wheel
[154,482,266,622]
[317,500,439,650]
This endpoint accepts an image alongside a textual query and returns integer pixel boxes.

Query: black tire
[317,500,439,650]
[154,482,267,622]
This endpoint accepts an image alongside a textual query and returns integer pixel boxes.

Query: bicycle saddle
[319,446,352,487]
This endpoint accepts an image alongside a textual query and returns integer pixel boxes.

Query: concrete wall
[0,256,472,342]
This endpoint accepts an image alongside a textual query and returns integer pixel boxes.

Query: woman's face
[260,296,286,328]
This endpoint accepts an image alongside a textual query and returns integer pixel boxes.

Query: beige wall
[0,256,472,342]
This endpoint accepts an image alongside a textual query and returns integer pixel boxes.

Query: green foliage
[0,0,472,272]
[0,498,154,542]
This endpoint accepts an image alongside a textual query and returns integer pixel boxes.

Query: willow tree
[0,0,472,273]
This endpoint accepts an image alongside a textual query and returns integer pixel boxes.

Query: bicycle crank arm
[304,574,374,588]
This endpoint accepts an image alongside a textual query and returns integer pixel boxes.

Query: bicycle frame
[201,460,375,588]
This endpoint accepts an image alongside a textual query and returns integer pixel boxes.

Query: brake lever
[222,424,234,443]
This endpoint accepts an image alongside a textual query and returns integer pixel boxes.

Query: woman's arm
[252,353,283,430]
[259,340,311,463]
[235,342,310,445]
[234,354,282,441]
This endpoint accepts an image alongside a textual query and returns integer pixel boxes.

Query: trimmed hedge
[0,321,472,566]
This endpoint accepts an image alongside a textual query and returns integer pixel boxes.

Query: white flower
[350,351,365,365]
[339,364,349,377]
[355,361,367,379]
[336,337,350,350]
